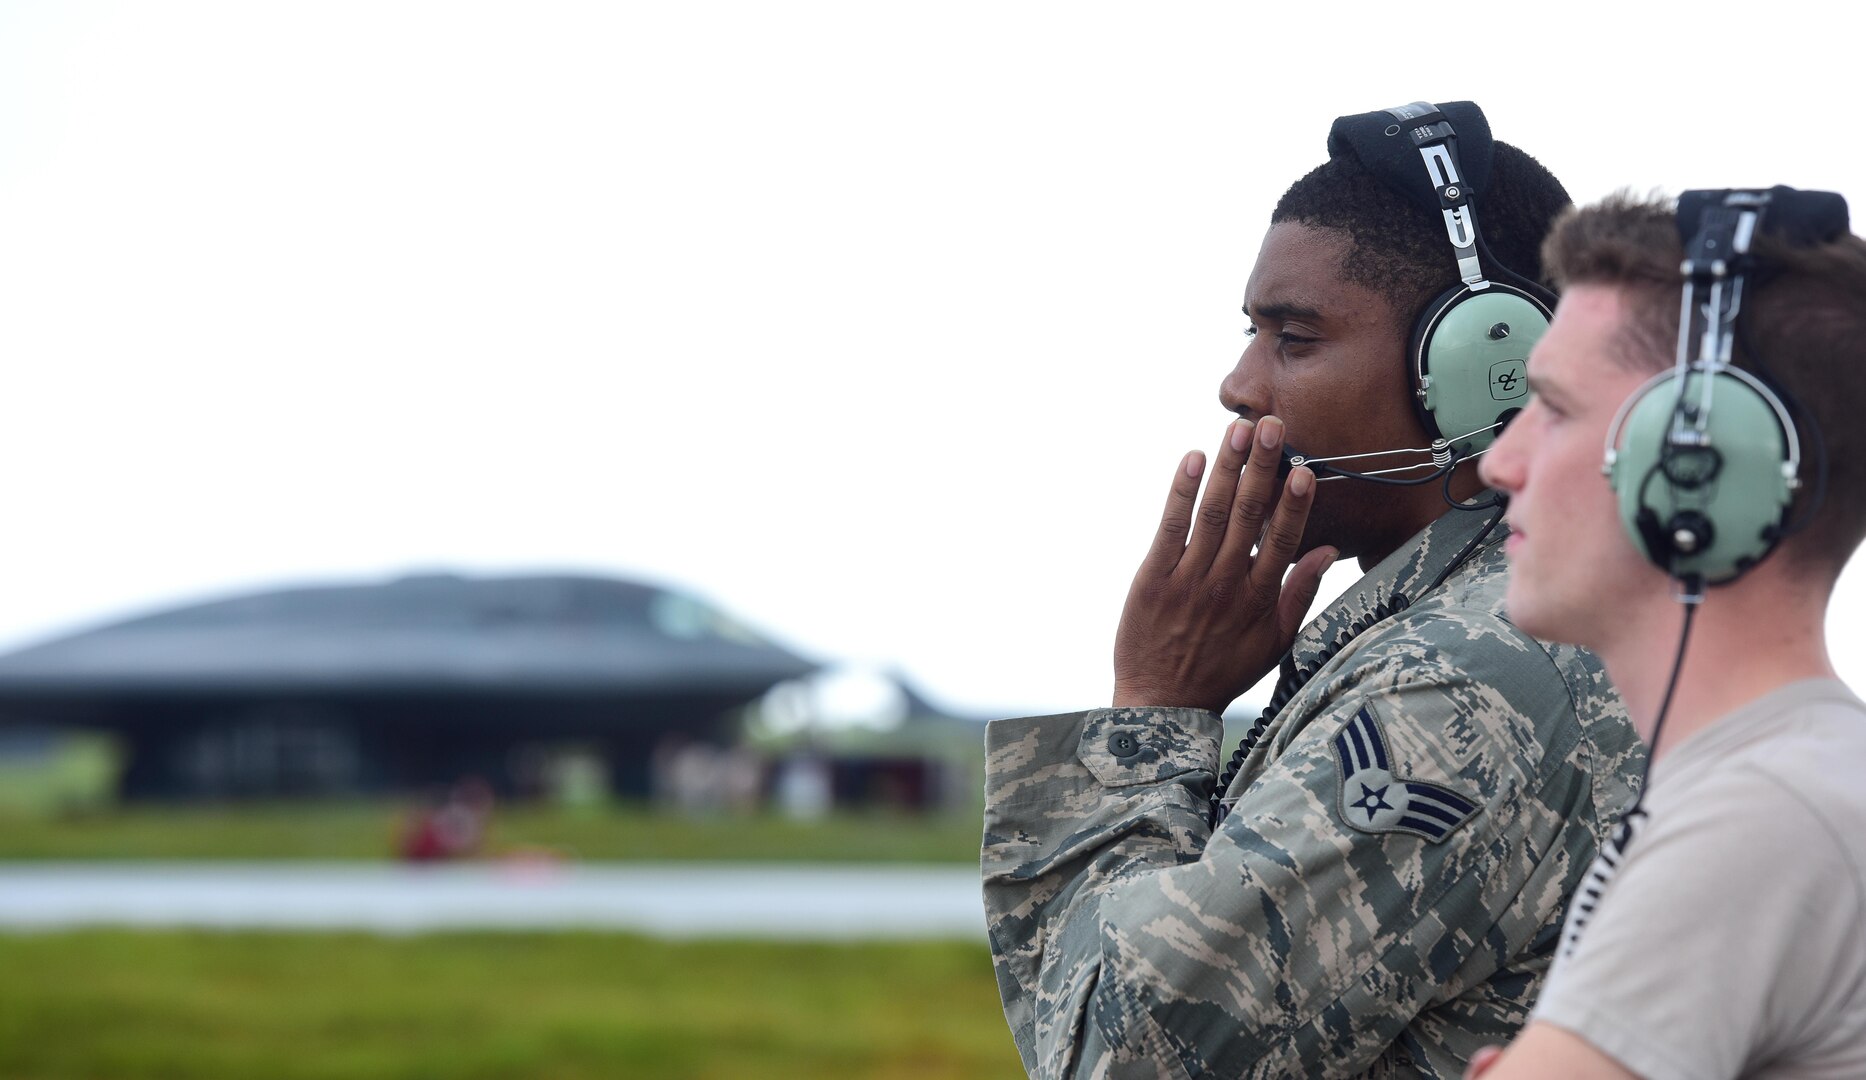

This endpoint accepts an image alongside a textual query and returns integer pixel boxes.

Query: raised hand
[1111,416,1338,712]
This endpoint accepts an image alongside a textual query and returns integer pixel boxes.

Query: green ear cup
[1609,370,1795,583]
[1415,287,1550,456]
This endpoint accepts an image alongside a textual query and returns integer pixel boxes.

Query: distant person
[1465,189,1866,1079]
[980,101,1642,1077]
[398,777,495,861]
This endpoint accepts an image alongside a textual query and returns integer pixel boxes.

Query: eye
[1243,324,1315,349]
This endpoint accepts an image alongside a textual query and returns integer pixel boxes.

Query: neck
[1355,461,1488,571]
[1599,571,1836,763]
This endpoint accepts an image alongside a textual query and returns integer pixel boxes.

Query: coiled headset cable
[1209,593,1410,827]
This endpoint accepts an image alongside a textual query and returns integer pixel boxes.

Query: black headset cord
[1624,595,1699,821]
[1560,596,1697,956]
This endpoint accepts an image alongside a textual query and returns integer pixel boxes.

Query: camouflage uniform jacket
[981,508,1641,1079]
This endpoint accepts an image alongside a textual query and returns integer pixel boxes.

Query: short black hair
[1270,141,1572,320]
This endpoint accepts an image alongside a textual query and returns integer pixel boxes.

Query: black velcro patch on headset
[1326,100,1495,218]
[1677,186,1849,249]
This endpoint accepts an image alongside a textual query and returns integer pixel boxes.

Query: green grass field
[0,803,982,863]
[0,930,1021,1079]
[0,793,1007,1073]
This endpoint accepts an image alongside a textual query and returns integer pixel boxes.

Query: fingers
[1180,418,1254,573]
[1145,415,1310,590]
[1250,450,1312,575]
[1115,416,1323,711]
[1141,449,1206,572]
[1276,543,1338,643]
[1206,416,1298,584]
[1227,415,1285,558]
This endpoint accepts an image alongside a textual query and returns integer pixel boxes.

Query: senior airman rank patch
[1334,707,1477,842]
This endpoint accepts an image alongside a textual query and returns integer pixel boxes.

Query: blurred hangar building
[0,573,818,800]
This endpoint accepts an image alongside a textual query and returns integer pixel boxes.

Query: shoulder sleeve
[1531,766,1866,1080]
[983,608,1599,1079]
[981,706,1223,1077]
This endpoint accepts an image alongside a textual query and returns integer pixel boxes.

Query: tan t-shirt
[1532,678,1866,1080]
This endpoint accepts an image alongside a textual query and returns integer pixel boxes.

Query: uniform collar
[1291,501,1508,666]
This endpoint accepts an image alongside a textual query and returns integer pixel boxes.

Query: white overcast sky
[0,1,1859,717]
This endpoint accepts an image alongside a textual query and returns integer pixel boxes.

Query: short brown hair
[1543,191,1866,580]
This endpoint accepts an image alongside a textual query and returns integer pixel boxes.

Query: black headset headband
[1324,100,1551,305]
[1677,186,1849,254]
[1327,101,1495,221]
[1670,186,1848,413]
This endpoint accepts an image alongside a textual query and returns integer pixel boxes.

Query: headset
[1602,186,1845,593]
[1284,101,1557,487]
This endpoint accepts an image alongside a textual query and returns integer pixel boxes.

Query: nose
[1478,413,1525,494]
[1218,342,1269,421]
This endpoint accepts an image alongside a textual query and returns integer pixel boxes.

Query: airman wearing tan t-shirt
[1467,189,1866,1080]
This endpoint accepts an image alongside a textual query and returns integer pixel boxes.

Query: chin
[1501,579,1571,644]
[1298,505,1372,566]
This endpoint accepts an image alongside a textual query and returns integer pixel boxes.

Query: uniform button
[1107,732,1141,758]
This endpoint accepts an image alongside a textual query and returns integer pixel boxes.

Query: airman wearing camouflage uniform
[980,102,1642,1079]
[984,507,1640,1078]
